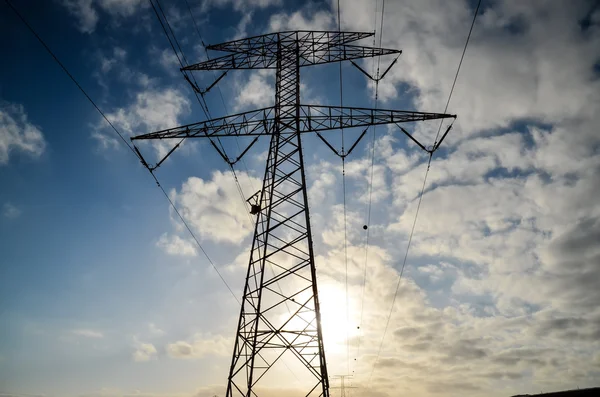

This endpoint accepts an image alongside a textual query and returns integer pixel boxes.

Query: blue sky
[1,1,600,397]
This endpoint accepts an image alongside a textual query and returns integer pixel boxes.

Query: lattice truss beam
[225,34,331,397]
[131,105,452,140]
[182,31,398,70]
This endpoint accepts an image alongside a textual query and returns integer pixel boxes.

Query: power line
[177,0,296,354]
[181,0,258,197]
[336,0,351,378]
[433,0,482,144]
[150,0,254,219]
[174,1,298,330]
[152,172,240,304]
[366,0,480,388]
[4,0,240,305]
[367,152,432,387]
[183,0,206,47]
[3,0,137,158]
[148,0,211,119]
[354,0,385,380]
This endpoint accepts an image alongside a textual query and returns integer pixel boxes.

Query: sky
[1,0,600,396]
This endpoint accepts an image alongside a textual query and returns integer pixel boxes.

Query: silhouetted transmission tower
[132,30,455,397]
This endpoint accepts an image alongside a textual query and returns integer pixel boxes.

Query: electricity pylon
[331,375,357,397]
[132,30,455,397]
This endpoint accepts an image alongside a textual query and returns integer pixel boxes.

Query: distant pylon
[331,375,357,397]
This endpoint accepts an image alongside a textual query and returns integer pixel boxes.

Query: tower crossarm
[206,31,374,53]
[131,105,456,140]
[182,45,400,70]
[182,32,401,70]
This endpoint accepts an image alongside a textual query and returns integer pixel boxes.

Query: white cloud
[91,130,120,151]
[234,70,274,111]
[72,329,104,338]
[166,334,230,359]
[132,342,157,362]
[0,103,46,165]
[97,87,191,159]
[99,47,127,74]
[338,0,600,140]
[95,47,155,92]
[269,8,334,31]
[97,0,146,17]
[148,323,165,336]
[156,233,197,257]
[61,0,98,34]
[169,170,261,244]
[61,0,147,33]
[201,0,281,13]
[3,202,21,219]
[158,49,180,73]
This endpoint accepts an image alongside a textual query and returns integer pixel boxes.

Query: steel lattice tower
[132,30,455,397]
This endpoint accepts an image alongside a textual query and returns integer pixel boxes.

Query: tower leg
[226,32,330,397]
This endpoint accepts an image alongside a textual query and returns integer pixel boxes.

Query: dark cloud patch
[426,380,482,394]
[441,339,489,363]
[541,215,600,311]
[549,217,600,258]
[478,370,524,380]
[394,326,421,339]
[404,341,433,352]
[375,357,427,371]
[534,314,600,342]
[490,347,552,368]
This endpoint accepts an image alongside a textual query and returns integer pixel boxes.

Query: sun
[318,282,359,352]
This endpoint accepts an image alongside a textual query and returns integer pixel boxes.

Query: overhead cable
[366,0,481,388]
[5,0,239,304]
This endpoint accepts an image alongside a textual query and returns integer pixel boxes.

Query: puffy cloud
[132,342,157,362]
[0,103,46,165]
[2,202,21,219]
[95,87,191,159]
[201,0,281,13]
[339,0,600,141]
[72,329,104,338]
[61,0,147,33]
[169,170,261,244]
[269,7,334,31]
[234,70,274,111]
[156,233,197,257]
[158,49,180,73]
[166,334,230,359]
[61,0,98,34]
[97,0,146,17]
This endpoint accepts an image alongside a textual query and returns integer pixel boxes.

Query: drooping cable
[4,0,240,304]
[336,0,351,378]
[151,0,252,219]
[366,0,481,388]
[367,153,432,387]
[152,173,241,304]
[354,0,385,379]
[178,3,300,379]
[148,0,210,119]
[152,0,229,169]
[178,2,298,328]
[3,0,137,158]
[433,0,481,144]
[181,0,258,200]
